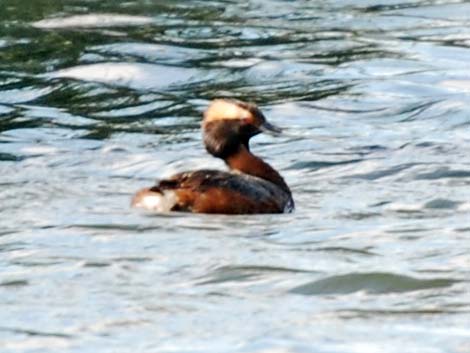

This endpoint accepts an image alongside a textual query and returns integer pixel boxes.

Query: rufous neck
[226,145,290,193]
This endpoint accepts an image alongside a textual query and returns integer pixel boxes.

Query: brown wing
[152,170,289,214]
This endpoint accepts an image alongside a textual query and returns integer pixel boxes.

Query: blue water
[1,1,470,352]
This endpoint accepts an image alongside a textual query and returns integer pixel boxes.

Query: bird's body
[132,99,294,214]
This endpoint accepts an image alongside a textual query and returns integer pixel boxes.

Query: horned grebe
[132,99,294,214]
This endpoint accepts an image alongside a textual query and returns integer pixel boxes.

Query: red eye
[241,118,251,126]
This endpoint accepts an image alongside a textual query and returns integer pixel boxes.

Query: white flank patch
[134,190,177,212]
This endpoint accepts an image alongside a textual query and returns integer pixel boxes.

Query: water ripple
[290,272,458,296]
[198,265,315,285]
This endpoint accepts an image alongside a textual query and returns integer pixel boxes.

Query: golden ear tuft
[203,99,252,123]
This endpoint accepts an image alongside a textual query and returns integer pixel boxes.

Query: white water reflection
[32,14,154,29]
[48,63,210,91]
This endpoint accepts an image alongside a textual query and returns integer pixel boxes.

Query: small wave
[315,247,377,256]
[0,153,24,162]
[91,43,208,65]
[414,167,470,180]
[384,197,469,215]
[0,279,29,287]
[290,272,457,295]
[0,86,53,104]
[198,265,314,285]
[0,104,14,115]
[288,158,362,171]
[423,198,462,210]
[349,163,416,180]
[0,326,73,338]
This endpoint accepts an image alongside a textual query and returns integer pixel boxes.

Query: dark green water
[1,1,470,352]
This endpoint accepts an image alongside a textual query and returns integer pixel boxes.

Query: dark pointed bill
[260,121,283,136]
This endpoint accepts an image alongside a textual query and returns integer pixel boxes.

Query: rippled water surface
[1,1,470,352]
